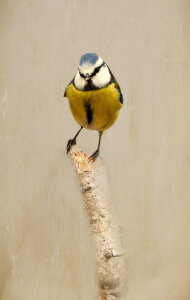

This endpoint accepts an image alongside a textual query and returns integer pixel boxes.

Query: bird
[64,53,123,160]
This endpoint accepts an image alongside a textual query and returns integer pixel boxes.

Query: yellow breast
[65,83,122,131]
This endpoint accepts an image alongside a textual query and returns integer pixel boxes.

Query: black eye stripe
[78,62,105,79]
[78,70,86,79]
[91,62,105,77]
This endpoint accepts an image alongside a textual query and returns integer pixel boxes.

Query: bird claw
[89,149,99,161]
[66,139,76,154]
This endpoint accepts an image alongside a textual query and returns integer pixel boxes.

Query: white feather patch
[92,65,111,88]
[74,71,86,90]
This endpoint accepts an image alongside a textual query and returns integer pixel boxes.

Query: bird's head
[74,53,111,90]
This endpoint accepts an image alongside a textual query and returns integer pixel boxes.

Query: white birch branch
[68,146,124,300]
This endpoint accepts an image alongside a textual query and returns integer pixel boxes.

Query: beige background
[0,0,190,299]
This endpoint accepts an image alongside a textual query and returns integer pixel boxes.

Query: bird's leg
[67,126,83,154]
[89,131,103,161]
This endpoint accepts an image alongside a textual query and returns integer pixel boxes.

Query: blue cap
[80,53,99,66]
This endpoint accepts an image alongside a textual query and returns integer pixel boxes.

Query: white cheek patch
[92,66,111,88]
[74,71,86,90]
[74,62,111,90]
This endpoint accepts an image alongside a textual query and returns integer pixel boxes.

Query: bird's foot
[66,138,76,154]
[89,149,99,161]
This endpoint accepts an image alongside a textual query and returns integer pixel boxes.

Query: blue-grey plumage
[80,53,99,66]
[64,53,124,160]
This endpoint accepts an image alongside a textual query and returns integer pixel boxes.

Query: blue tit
[64,53,123,160]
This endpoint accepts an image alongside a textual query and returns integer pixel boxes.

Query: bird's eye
[91,62,105,77]
[78,70,86,79]
[94,66,101,73]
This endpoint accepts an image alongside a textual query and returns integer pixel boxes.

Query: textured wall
[0,0,190,299]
